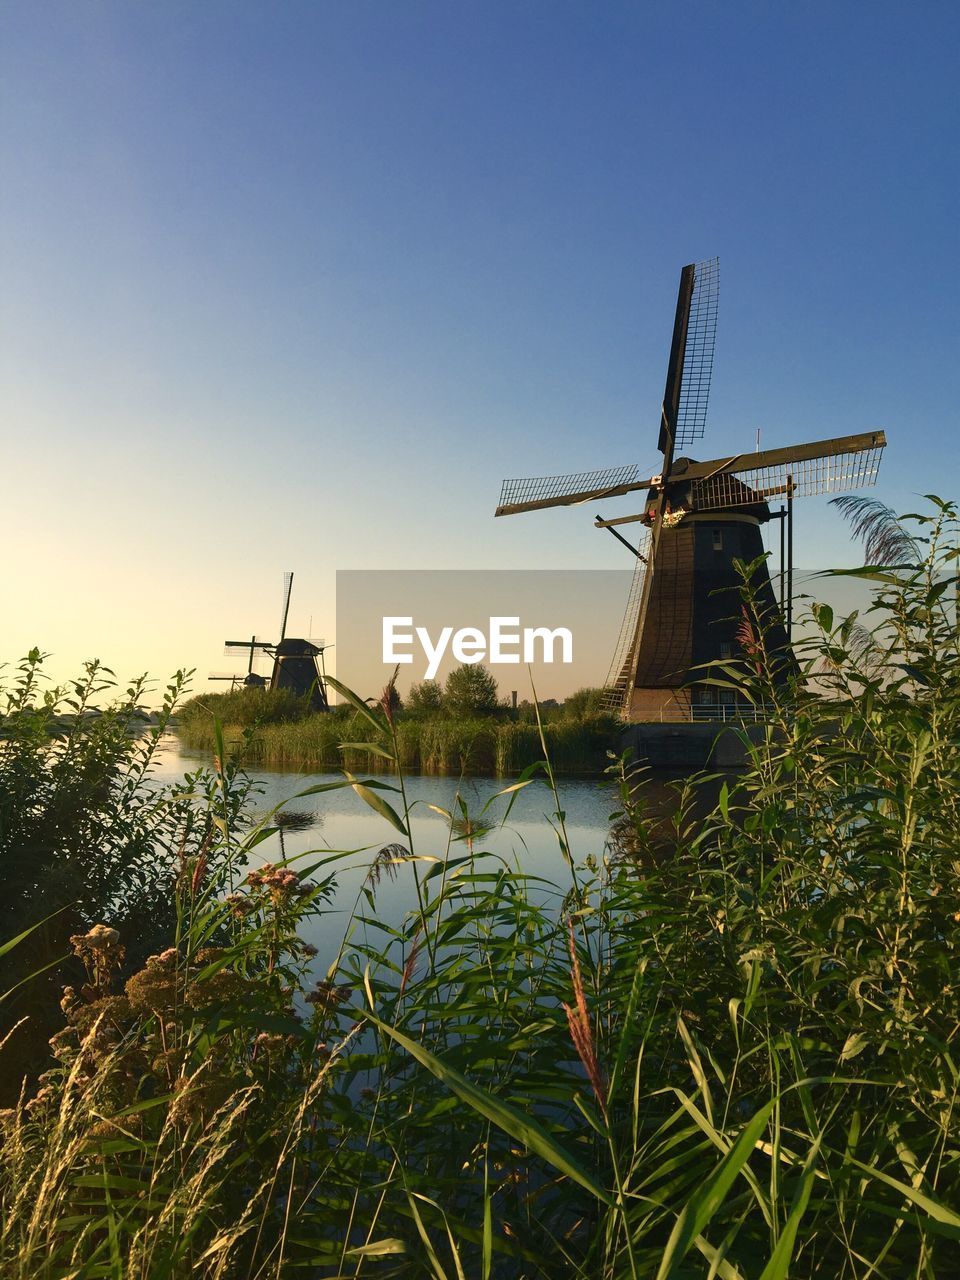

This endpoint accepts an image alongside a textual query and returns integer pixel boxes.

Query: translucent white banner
[335,570,635,705]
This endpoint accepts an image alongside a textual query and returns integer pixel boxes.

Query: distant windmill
[210,572,330,711]
[495,259,887,721]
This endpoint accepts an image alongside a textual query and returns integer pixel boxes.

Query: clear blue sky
[2,2,957,690]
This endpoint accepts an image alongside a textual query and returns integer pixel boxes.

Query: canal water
[153,733,620,971]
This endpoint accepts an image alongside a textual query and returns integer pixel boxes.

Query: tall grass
[2,496,959,1277]
[177,706,619,776]
[177,685,315,729]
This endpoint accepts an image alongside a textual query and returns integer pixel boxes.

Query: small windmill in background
[209,571,330,710]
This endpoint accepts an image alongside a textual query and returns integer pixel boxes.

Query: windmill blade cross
[496,430,885,518]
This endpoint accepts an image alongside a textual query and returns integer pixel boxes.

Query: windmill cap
[275,638,324,656]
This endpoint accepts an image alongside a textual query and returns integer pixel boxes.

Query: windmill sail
[496,462,643,517]
[602,532,651,713]
[658,257,719,457]
[674,257,719,450]
[682,431,886,511]
[496,259,720,518]
[497,433,886,518]
[279,571,294,643]
[224,635,264,656]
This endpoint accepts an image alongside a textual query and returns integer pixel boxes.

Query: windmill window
[712,528,723,551]
[719,642,732,660]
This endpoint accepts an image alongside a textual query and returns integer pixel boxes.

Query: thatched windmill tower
[495,260,886,721]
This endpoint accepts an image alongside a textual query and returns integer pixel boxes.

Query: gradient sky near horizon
[2,2,958,701]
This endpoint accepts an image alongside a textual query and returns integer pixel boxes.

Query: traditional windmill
[495,259,887,721]
[210,572,330,711]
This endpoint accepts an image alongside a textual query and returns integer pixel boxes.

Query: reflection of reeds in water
[274,809,321,832]
[449,813,493,849]
[251,808,321,863]
[258,809,322,861]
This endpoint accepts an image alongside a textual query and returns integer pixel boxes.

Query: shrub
[406,678,444,717]
[560,686,608,719]
[443,662,501,716]
[0,656,258,1101]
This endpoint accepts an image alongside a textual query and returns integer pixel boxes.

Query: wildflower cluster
[28,914,339,1139]
[304,979,352,1013]
[68,923,124,999]
[247,863,311,898]
[225,863,317,919]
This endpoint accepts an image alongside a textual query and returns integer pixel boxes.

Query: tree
[406,679,444,717]
[443,664,500,717]
[561,687,607,719]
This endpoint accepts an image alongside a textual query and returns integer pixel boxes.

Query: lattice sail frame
[497,463,641,513]
[223,635,266,656]
[602,532,651,713]
[675,257,719,450]
[497,435,886,518]
[692,442,885,512]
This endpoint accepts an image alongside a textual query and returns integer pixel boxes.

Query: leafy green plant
[0,655,263,1100]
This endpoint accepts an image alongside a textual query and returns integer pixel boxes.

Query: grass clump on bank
[1,496,959,1277]
[176,677,619,776]
[177,706,618,776]
[176,684,319,730]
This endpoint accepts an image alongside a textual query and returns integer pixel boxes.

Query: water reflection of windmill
[495,259,887,722]
[210,572,330,711]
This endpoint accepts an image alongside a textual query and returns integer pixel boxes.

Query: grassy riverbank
[175,678,620,776]
[2,499,959,1277]
[176,700,620,775]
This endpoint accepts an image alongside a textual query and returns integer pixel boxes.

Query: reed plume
[561,918,607,1123]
